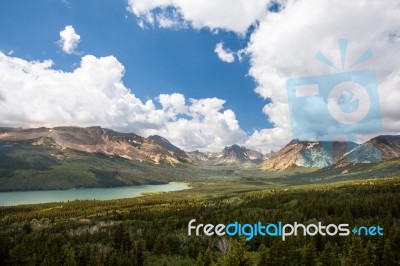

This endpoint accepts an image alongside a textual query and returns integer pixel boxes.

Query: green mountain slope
[0,140,194,191]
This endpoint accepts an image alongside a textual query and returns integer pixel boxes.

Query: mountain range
[1,126,400,191]
[335,135,400,167]
[1,126,399,169]
[0,126,191,165]
[260,140,358,170]
[189,144,265,164]
[261,135,400,170]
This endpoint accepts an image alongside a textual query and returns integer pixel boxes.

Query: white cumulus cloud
[144,97,246,151]
[126,0,272,34]
[214,42,235,63]
[245,0,400,149]
[0,51,246,151]
[58,25,81,54]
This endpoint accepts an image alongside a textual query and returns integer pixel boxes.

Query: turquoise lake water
[0,182,189,206]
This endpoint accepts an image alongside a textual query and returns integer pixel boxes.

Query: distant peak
[223,144,244,150]
[149,135,170,143]
[371,135,400,141]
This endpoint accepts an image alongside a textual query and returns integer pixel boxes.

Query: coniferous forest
[0,177,399,266]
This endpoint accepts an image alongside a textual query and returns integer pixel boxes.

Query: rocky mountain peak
[335,135,400,167]
[188,145,264,164]
[220,144,263,164]
[261,140,358,170]
[0,126,191,165]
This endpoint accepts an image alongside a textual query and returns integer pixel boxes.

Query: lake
[0,182,189,206]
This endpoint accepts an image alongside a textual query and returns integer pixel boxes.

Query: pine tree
[320,241,334,266]
[22,222,32,234]
[391,230,400,264]
[346,236,368,266]
[267,238,287,266]
[78,243,99,266]
[161,257,168,266]
[381,239,394,266]
[302,242,318,266]
[136,240,145,266]
[258,248,270,266]
[341,207,353,221]
[332,243,342,265]
[195,252,205,266]
[203,247,214,266]
[105,248,119,266]
[62,244,77,266]
[113,224,132,253]
[221,239,253,266]
[128,248,136,266]
[365,240,376,266]
[153,235,163,255]
[0,236,10,264]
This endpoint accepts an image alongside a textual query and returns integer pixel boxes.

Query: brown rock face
[0,126,191,165]
[261,140,358,170]
[219,144,264,164]
[335,135,400,167]
[261,140,305,170]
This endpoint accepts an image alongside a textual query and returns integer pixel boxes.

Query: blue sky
[0,0,269,133]
[0,0,398,152]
